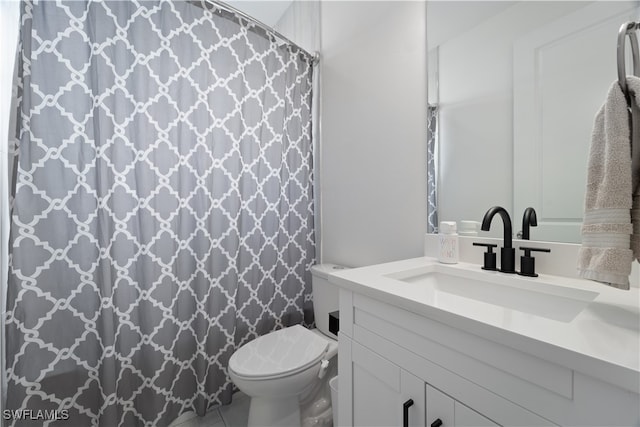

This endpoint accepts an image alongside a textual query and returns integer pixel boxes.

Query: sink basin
[385,264,599,322]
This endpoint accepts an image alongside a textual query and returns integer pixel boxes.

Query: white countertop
[329,256,640,394]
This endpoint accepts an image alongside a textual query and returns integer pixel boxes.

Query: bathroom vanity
[330,257,640,426]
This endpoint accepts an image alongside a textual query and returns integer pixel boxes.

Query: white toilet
[228,264,345,427]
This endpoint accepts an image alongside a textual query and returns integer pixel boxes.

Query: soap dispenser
[438,221,459,264]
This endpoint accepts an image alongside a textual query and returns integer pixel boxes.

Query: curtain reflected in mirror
[427,104,438,233]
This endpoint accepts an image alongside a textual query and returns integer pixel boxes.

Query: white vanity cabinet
[342,332,499,427]
[346,338,425,426]
[336,287,640,427]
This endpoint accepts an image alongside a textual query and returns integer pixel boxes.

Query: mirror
[427,1,640,243]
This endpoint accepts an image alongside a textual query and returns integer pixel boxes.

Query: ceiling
[223,0,517,48]
[224,0,518,49]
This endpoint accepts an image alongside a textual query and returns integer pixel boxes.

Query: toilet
[228,264,345,427]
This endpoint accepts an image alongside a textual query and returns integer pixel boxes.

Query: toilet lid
[229,325,329,379]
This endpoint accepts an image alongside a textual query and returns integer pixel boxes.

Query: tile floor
[170,392,250,427]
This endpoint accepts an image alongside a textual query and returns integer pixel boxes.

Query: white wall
[274,0,320,55]
[226,0,293,28]
[319,1,428,267]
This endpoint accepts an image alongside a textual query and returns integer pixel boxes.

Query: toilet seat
[229,325,329,381]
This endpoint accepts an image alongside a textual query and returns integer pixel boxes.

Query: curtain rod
[202,0,319,65]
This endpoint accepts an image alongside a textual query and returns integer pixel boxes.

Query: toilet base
[248,395,301,427]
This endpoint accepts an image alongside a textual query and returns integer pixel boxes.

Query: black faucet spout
[521,207,537,240]
[481,206,515,273]
[481,206,513,248]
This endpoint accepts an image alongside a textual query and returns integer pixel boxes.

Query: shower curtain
[5,1,315,425]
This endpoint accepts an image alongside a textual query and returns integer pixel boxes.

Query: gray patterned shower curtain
[5,1,315,425]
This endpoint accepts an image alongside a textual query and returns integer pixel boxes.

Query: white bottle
[438,221,459,264]
[459,220,480,237]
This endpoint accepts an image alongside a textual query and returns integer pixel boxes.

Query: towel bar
[617,21,640,101]
[617,21,640,192]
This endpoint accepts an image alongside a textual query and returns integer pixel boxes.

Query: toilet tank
[310,264,348,338]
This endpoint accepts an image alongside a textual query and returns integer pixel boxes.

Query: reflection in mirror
[427,1,640,243]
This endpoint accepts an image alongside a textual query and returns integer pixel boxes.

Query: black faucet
[520,207,537,240]
[481,206,515,273]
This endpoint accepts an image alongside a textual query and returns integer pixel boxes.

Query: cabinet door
[426,385,500,427]
[426,385,454,427]
[455,403,499,427]
[351,341,425,426]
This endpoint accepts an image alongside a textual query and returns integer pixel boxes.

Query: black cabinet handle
[430,418,443,427]
[402,399,414,427]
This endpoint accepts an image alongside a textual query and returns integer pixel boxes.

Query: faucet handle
[518,246,551,277]
[472,242,498,271]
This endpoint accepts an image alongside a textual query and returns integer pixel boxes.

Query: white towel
[578,79,634,289]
